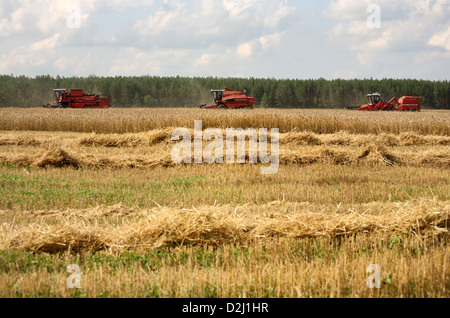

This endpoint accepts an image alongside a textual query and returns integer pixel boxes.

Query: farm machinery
[348,93,422,111]
[43,89,110,108]
[200,88,255,109]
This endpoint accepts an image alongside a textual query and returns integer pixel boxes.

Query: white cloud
[263,1,296,28]
[0,0,295,76]
[133,0,184,36]
[429,26,450,51]
[0,32,63,72]
[223,0,257,19]
[194,53,217,66]
[259,32,285,51]
[0,0,156,37]
[30,33,60,52]
[134,0,294,38]
[107,47,190,76]
[324,0,450,66]
[234,31,286,59]
[108,0,154,10]
[236,42,254,58]
[323,0,368,20]
[0,1,82,36]
[131,0,295,66]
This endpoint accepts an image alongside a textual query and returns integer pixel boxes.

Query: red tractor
[356,93,422,111]
[200,88,255,109]
[44,89,110,108]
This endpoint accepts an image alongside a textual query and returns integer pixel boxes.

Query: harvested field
[0,108,448,298]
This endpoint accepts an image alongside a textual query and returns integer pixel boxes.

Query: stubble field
[0,107,448,298]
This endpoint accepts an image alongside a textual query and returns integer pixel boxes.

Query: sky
[0,0,449,80]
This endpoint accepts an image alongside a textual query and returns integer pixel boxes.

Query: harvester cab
[53,89,69,107]
[367,93,381,105]
[212,90,224,102]
[54,89,66,101]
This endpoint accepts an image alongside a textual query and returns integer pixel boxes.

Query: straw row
[2,198,447,253]
[0,142,448,169]
[2,130,448,148]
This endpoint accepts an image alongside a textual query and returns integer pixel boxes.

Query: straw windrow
[2,198,448,253]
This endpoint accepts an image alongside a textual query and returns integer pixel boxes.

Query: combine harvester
[200,88,255,109]
[348,93,422,111]
[44,89,110,108]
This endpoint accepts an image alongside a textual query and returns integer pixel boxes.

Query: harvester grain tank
[200,88,255,109]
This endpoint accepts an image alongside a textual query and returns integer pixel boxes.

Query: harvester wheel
[218,104,227,109]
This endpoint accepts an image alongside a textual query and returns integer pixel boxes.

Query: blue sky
[0,0,449,80]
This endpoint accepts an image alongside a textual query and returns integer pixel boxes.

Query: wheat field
[0,108,448,298]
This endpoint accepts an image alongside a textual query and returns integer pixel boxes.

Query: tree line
[0,74,449,109]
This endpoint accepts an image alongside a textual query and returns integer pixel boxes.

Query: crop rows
[1,108,449,135]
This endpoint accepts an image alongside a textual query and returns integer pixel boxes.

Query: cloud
[324,0,450,63]
[107,47,191,76]
[124,0,296,77]
[0,0,295,76]
[30,33,60,52]
[0,32,63,73]
[259,32,285,51]
[194,53,218,66]
[262,1,296,28]
[133,0,184,36]
[0,1,88,36]
[133,0,294,49]
[108,0,154,10]
[0,1,155,37]
[236,42,254,58]
[235,31,286,59]
[323,0,367,20]
[223,0,257,19]
[429,26,450,51]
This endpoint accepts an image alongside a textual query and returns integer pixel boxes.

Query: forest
[0,74,449,109]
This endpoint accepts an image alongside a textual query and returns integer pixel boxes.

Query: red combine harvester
[44,89,110,108]
[200,88,255,109]
[355,93,422,111]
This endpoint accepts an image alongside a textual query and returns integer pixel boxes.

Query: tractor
[44,89,110,108]
[200,88,255,109]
